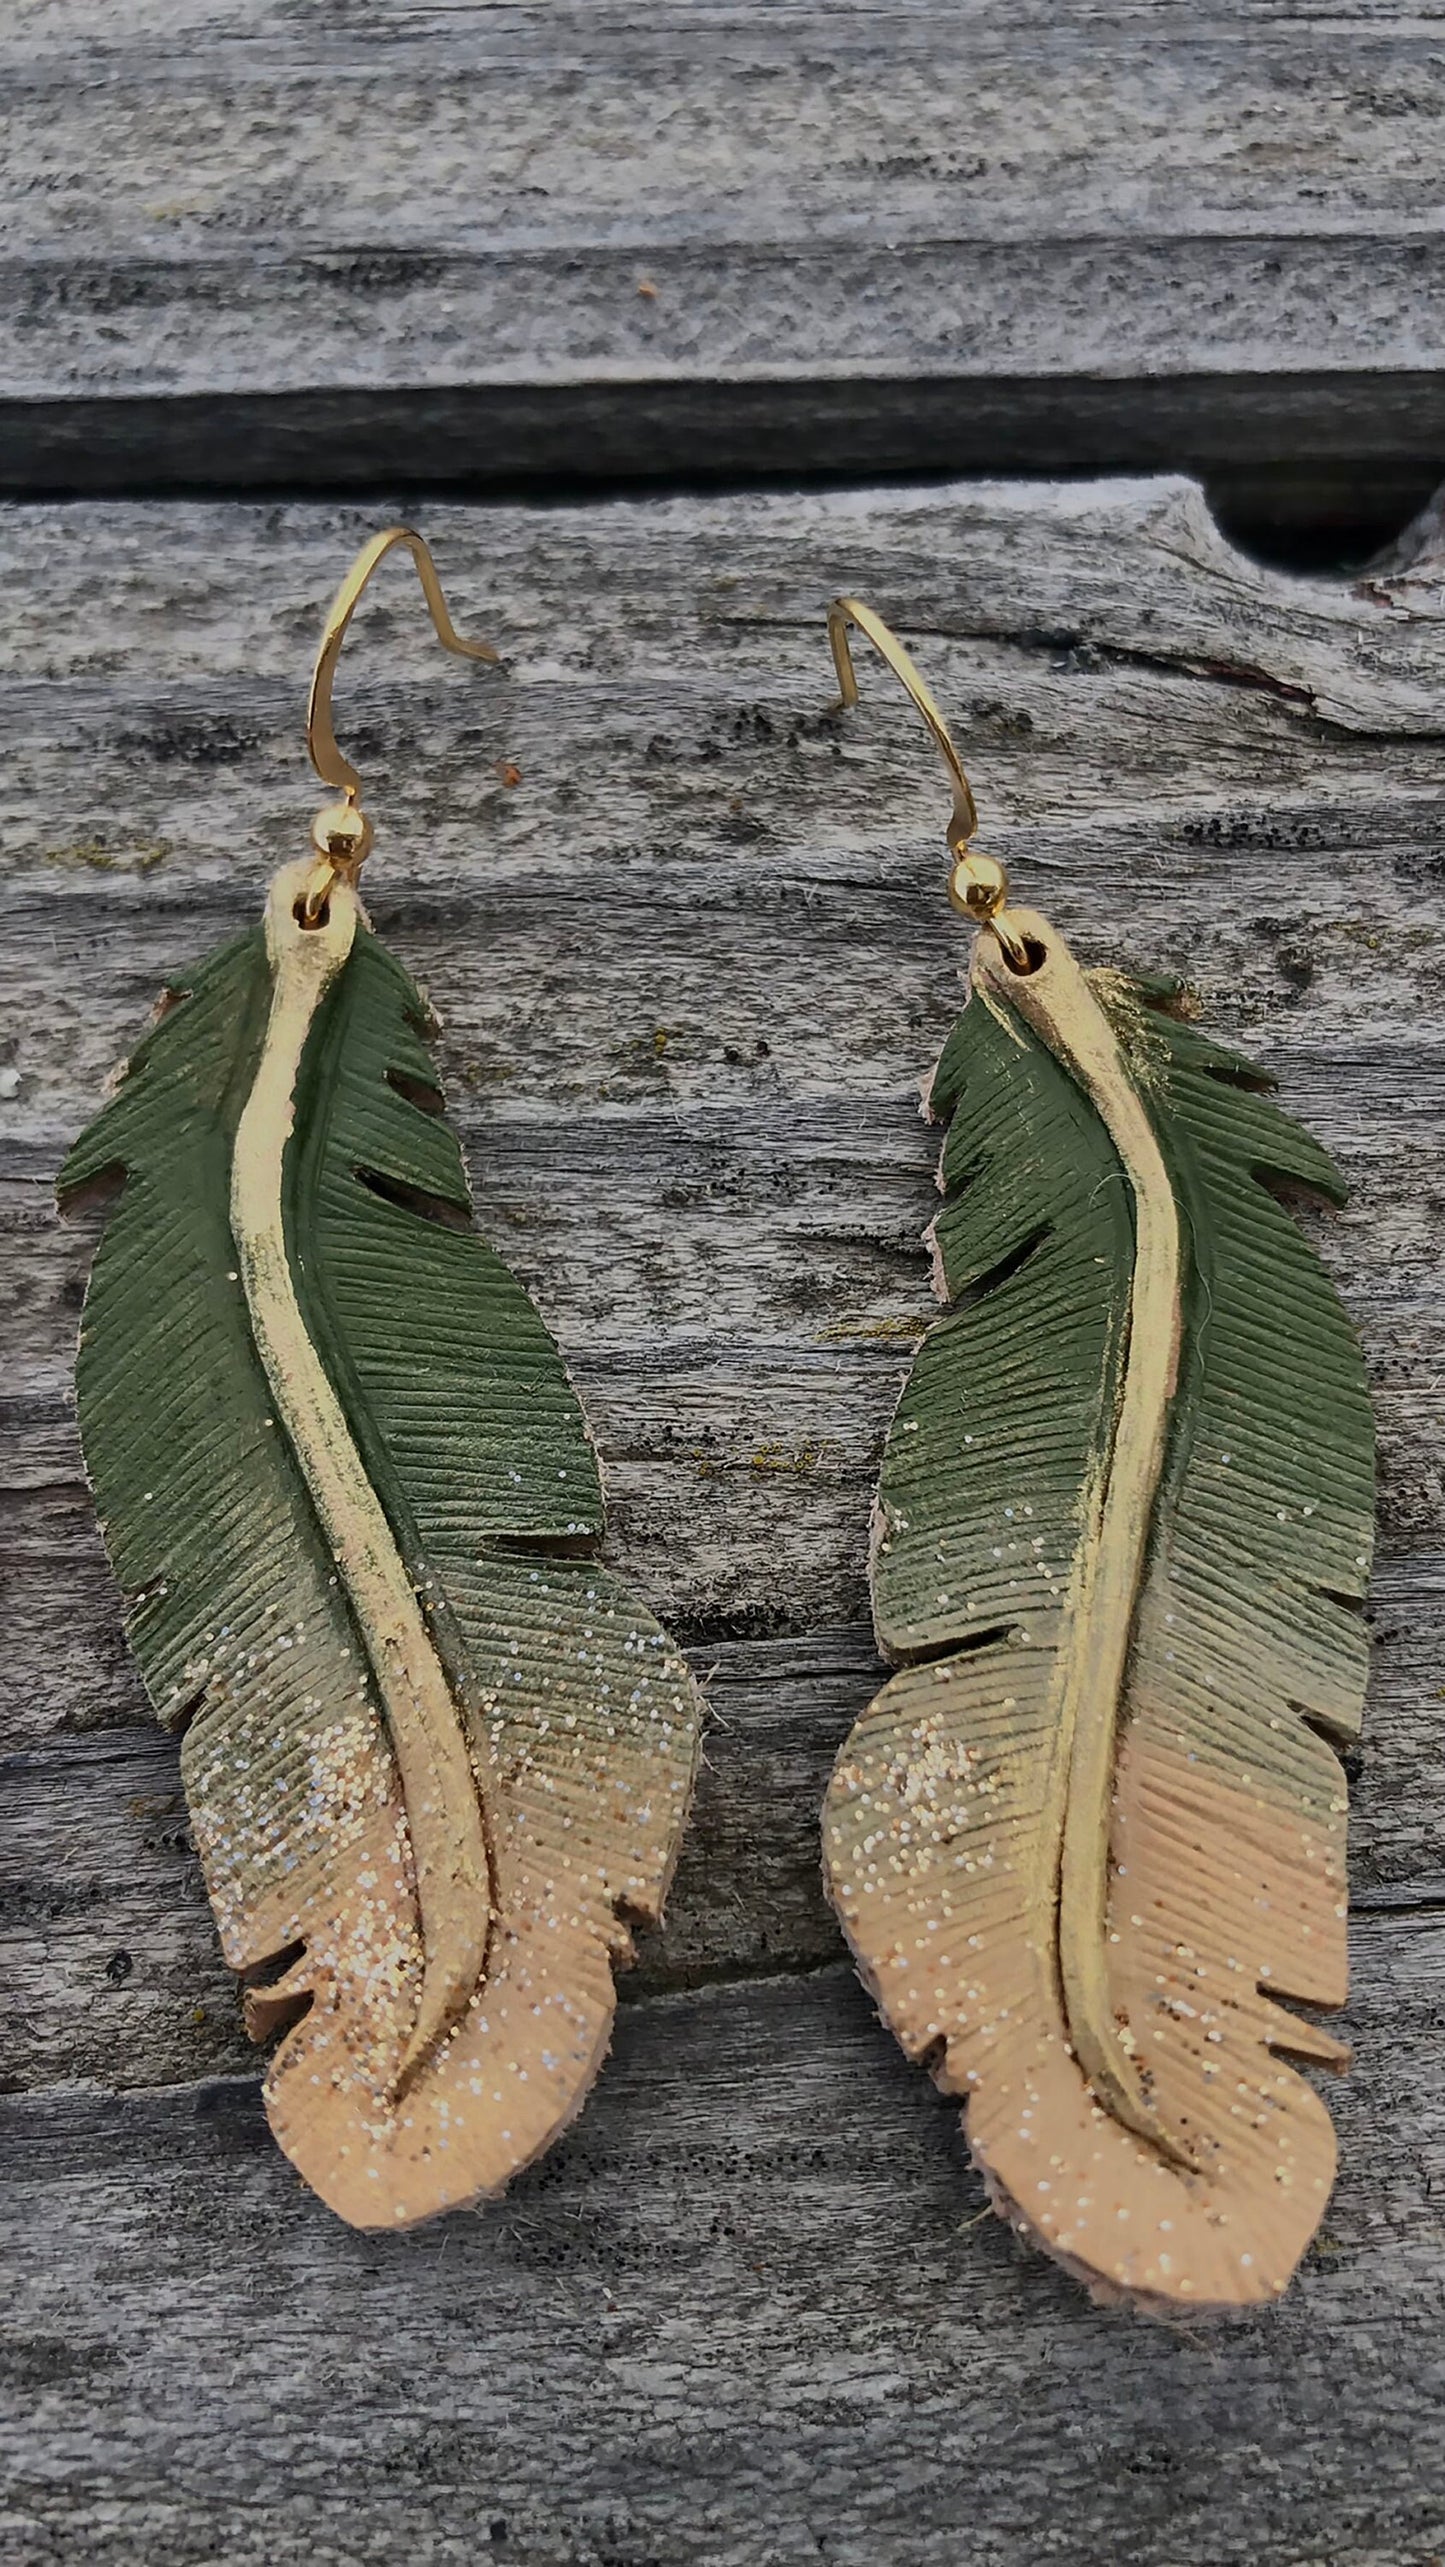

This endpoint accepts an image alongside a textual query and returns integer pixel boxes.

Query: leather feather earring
[819,599,1374,2315]
[60,529,703,2229]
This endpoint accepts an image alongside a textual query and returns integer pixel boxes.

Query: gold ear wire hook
[302,527,500,921]
[829,597,978,852]
[827,596,1029,967]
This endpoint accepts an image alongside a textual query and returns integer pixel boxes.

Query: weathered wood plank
[5,1938,1445,2567]
[4,5,1445,490]
[3,477,1445,2558]
[5,1550,1444,2099]
[4,474,1444,1760]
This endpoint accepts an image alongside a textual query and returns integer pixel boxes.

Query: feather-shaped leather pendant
[60,540,702,2230]
[821,607,1375,2314]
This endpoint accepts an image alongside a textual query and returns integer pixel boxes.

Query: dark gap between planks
[2,375,1444,570]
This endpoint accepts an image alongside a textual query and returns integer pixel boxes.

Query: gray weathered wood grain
[5,1944,1445,2567]
[4,5,1445,490]
[3,478,1445,2562]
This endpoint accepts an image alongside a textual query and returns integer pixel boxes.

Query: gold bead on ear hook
[826,596,1030,969]
[302,526,500,923]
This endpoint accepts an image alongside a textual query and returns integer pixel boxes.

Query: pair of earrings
[63,531,1375,2316]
